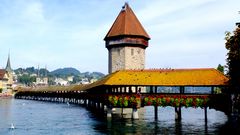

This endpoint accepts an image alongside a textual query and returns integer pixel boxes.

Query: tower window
[131,49,134,56]
[137,48,140,54]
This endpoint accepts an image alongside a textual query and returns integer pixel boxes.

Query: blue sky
[0,0,239,73]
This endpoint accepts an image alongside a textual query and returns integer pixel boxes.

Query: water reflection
[91,106,229,134]
[0,98,238,135]
[0,98,13,123]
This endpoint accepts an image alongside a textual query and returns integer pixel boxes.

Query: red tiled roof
[0,69,6,80]
[104,3,150,40]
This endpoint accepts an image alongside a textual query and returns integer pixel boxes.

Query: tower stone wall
[124,46,145,70]
[108,46,145,73]
[108,47,125,73]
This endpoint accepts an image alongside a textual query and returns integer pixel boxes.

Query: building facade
[36,77,48,86]
[0,69,8,93]
[0,54,13,95]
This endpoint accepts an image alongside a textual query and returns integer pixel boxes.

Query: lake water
[0,98,239,135]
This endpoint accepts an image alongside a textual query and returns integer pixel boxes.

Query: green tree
[225,24,240,93]
[18,74,36,85]
[217,64,224,73]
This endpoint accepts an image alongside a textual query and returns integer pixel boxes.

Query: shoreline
[0,93,13,98]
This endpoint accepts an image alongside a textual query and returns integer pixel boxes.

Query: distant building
[35,77,48,86]
[0,54,14,95]
[35,67,48,86]
[67,76,74,82]
[0,69,8,93]
[30,73,37,77]
[55,78,68,86]
[80,78,89,84]
[90,78,98,83]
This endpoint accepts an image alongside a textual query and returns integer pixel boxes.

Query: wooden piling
[154,105,158,120]
[204,107,208,122]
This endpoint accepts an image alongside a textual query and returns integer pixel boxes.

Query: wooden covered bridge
[15,68,230,120]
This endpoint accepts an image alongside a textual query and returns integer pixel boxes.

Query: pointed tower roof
[104,3,150,40]
[5,53,12,72]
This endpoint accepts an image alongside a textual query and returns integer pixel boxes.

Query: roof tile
[104,3,150,40]
[83,68,229,90]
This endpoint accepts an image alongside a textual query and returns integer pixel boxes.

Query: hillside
[14,67,105,85]
[50,68,80,76]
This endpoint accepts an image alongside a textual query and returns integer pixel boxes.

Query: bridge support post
[154,105,158,120]
[97,102,101,110]
[132,108,139,119]
[100,103,104,113]
[84,99,87,106]
[175,107,181,120]
[107,107,112,118]
[204,107,208,122]
[86,99,89,107]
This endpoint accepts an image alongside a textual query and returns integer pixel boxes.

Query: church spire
[5,52,12,72]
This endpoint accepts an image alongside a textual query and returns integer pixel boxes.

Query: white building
[55,78,68,86]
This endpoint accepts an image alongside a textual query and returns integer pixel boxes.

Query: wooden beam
[154,86,157,93]
[150,86,153,93]
[211,87,214,94]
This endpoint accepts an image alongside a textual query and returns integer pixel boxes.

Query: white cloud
[138,0,217,23]
[137,0,239,70]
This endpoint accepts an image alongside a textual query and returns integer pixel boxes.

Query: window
[117,48,120,55]
[137,48,140,54]
[185,87,211,94]
[131,49,134,56]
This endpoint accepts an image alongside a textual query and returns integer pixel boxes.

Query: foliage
[225,25,240,93]
[14,67,49,76]
[18,74,36,85]
[0,88,2,93]
[107,94,209,108]
[143,95,209,108]
[108,95,141,108]
[14,66,105,85]
[217,64,224,73]
[50,68,80,76]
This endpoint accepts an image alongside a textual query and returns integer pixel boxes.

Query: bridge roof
[17,68,229,92]
[83,68,228,90]
[16,85,86,92]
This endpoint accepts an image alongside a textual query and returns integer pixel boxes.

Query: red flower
[166,97,171,103]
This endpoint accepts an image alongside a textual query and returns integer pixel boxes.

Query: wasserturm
[104,3,150,73]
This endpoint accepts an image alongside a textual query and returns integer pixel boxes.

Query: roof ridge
[119,68,216,72]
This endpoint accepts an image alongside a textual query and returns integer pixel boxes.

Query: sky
[0,0,239,74]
